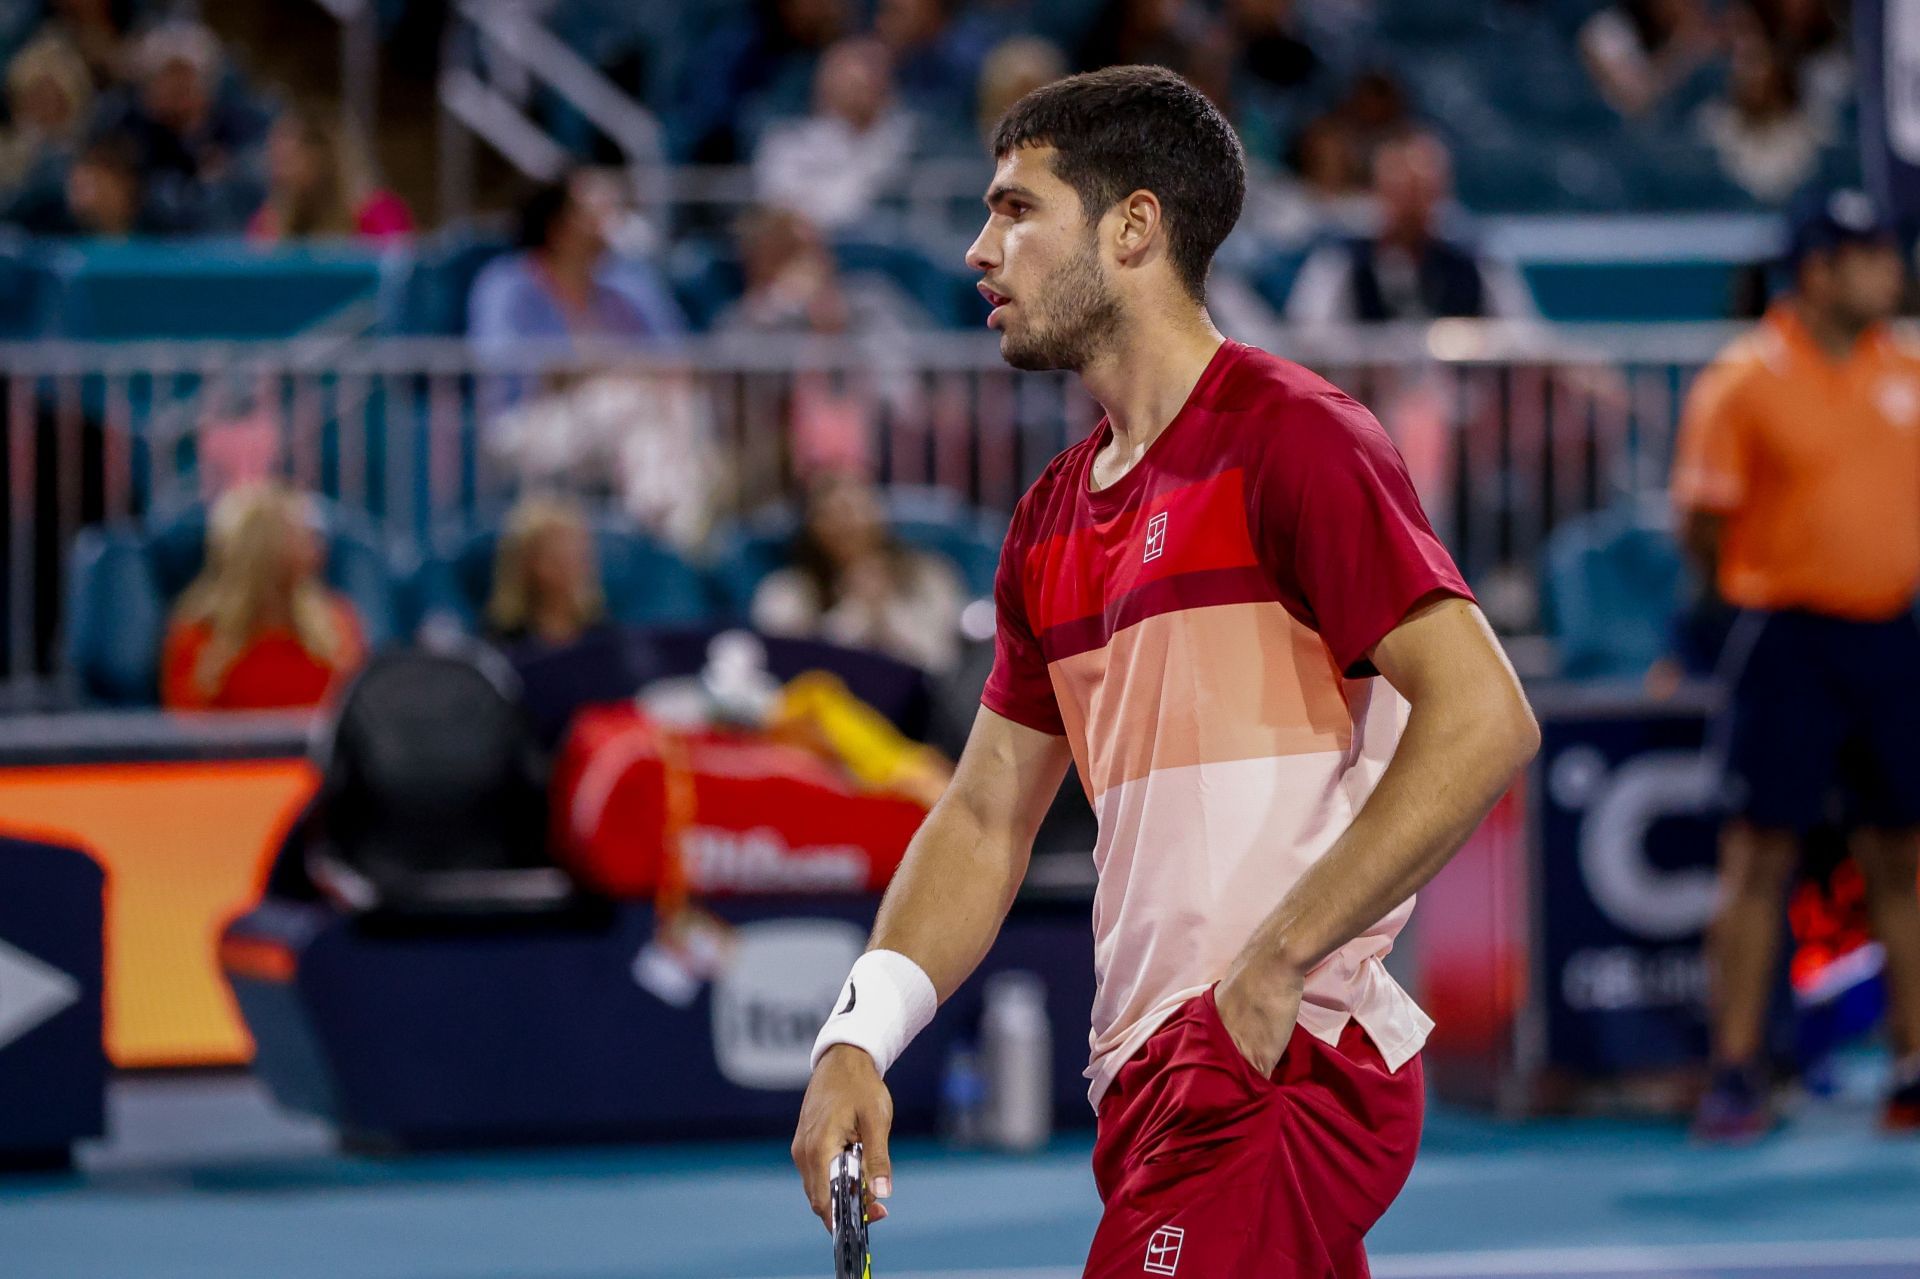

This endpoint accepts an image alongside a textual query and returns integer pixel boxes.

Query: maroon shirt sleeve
[980,502,1067,735]
[1255,391,1474,678]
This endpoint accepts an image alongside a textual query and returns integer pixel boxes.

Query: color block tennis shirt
[982,340,1474,1107]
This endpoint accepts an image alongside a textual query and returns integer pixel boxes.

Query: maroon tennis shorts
[1082,986,1424,1279]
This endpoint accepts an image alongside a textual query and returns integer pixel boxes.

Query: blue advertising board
[1534,704,1722,1073]
[1533,699,1795,1077]
[0,836,106,1162]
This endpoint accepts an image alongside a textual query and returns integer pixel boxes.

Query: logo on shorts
[1143,511,1168,563]
[1143,1225,1184,1275]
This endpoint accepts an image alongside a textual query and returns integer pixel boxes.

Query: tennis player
[793,66,1539,1277]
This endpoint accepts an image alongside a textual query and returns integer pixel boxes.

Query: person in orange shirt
[161,483,366,712]
[1672,190,1920,1140]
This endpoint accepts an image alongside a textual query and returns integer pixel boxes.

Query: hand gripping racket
[830,1143,872,1279]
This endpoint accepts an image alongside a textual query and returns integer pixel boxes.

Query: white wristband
[810,949,938,1077]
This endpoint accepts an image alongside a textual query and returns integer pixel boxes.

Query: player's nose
[965,226,998,275]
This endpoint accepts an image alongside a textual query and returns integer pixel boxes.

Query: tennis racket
[830,1143,872,1279]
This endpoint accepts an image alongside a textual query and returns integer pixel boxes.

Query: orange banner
[0,759,317,1067]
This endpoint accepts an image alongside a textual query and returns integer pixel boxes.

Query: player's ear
[1111,188,1162,267]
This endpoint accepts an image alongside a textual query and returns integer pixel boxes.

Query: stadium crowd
[0,0,1862,244]
[0,7,413,238]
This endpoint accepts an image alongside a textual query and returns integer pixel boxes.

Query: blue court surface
[3,1076,1917,1279]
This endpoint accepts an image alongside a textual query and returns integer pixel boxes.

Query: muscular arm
[1218,596,1539,1063]
[793,706,1071,1226]
[865,707,1073,998]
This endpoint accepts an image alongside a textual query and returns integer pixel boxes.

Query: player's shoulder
[1708,321,1794,385]
[1006,432,1097,545]
[1685,328,1780,420]
[1881,324,1920,368]
[1218,340,1390,454]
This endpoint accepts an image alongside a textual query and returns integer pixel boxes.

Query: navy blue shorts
[1714,609,1920,832]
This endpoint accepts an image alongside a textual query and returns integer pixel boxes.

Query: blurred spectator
[875,0,987,124]
[1289,112,1367,203]
[34,0,134,90]
[720,206,930,337]
[1226,0,1319,93]
[485,496,606,653]
[1077,0,1205,73]
[247,106,413,244]
[61,133,141,236]
[1743,0,1849,115]
[1671,191,1920,1139]
[751,470,966,674]
[89,20,270,232]
[1335,68,1414,171]
[1286,131,1538,323]
[1696,29,1826,203]
[975,36,1066,145]
[669,0,850,163]
[8,133,144,235]
[0,36,92,191]
[467,169,686,359]
[1234,110,1371,247]
[161,484,366,712]
[1580,0,1720,119]
[753,37,915,231]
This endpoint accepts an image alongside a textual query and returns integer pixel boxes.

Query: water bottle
[939,1043,987,1148]
[981,971,1051,1152]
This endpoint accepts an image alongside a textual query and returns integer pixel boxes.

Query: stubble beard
[999,237,1122,373]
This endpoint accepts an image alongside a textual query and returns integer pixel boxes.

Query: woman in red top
[161,484,366,711]
[246,105,412,244]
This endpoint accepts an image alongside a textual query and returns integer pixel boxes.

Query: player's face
[967,147,1121,373]
[1827,241,1906,328]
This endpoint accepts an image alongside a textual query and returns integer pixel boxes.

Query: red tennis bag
[553,704,927,898]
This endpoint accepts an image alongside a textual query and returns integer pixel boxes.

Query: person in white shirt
[753,37,916,232]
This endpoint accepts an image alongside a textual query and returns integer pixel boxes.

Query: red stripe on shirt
[1021,469,1260,634]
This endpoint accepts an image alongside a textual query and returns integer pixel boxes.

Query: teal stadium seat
[375,232,513,335]
[1540,504,1691,681]
[0,233,56,338]
[664,236,746,332]
[409,522,714,635]
[63,528,166,706]
[1376,0,1495,41]
[43,242,392,340]
[66,501,401,705]
[710,487,1007,617]
[142,502,401,647]
[1521,259,1751,321]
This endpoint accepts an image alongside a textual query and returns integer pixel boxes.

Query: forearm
[866,789,1032,1002]
[1234,693,1537,983]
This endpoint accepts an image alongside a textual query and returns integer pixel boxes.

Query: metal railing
[0,321,1747,703]
[437,0,671,223]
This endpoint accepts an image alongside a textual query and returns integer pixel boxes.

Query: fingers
[859,1097,894,1207]
[790,1125,839,1232]
[793,1066,895,1235]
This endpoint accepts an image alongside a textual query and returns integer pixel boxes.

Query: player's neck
[1079,314,1226,462]
[1792,299,1874,363]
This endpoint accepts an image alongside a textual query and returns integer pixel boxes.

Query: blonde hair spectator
[487,496,605,646]
[167,484,360,705]
[250,105,414,243]
[0,35,92,186]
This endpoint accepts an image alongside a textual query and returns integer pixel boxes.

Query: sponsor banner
[0,836,105,1152]
[1536,709,1722,1073]
[710,920,865,1089]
